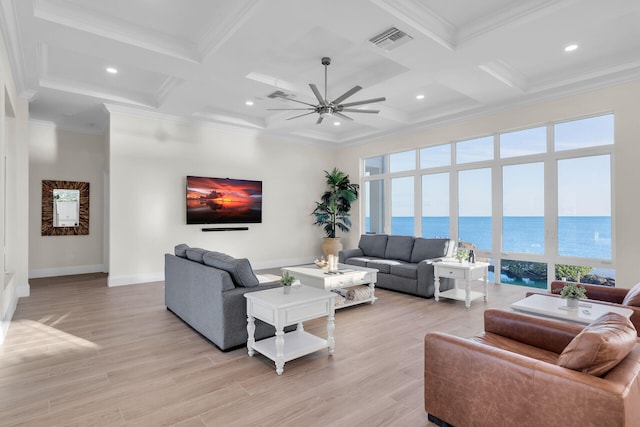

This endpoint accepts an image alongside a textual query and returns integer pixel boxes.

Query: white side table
[245,285,336,375]
[434,261,489,308]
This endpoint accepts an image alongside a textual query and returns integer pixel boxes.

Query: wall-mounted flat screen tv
[186,176,262,224]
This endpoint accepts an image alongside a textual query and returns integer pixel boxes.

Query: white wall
[0,28,29,344]
[28,124,106,278]
[337,81,640,288]
[107,111,335,286]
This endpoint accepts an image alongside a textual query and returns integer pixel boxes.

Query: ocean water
[366,216,612,288]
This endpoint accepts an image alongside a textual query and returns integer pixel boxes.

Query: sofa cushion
[385,235,415,262]
[366,259,403,274]
[622,282,640,307]
[390,263,417,280]
[185,247,207,263]
[410,238,452,263]
[175,243,190,258]
[203,251,259,288]
[358,234,388,258]
[344,257,369,268]
[557,312,637,376]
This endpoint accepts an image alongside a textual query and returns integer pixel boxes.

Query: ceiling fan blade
[333,112,354,121]
[276,97,318,108]
[340,97,386,108]
[331,85,362,105]
[341,108,380,113]
[267,108,315,111]
[316,115,324,125]
[287,111,317,120]
[309,84,327,106]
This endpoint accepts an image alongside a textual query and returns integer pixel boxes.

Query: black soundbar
[201,227,249,232]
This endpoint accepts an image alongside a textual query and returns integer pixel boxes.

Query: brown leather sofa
[530,280,640,334]
[424,309,640,427]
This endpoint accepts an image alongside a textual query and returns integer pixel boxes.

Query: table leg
[327,307,335,355]
[275,328,285,375]
[464,279,471,308]
[369,282,376,304]
[246,314,255,357]
[434,275,441,302]
[483,268,488,302]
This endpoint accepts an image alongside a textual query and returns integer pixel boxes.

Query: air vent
[369,27,413,51]
[267,90,295,99]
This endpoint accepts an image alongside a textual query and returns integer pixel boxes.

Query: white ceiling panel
[1,0,639,142]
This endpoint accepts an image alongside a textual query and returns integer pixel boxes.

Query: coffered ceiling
[2,0,640,143]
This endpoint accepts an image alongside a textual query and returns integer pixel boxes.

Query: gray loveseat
[165,244,284,351]
[339,234,456,298]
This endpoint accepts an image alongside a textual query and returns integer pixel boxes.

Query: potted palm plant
[312,167,359,258]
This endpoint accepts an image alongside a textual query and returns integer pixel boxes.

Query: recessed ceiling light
[334,121,340,126]
[245,100,254,106]
[106,67,118,74]
[564,44,578,52]
[416,94,425,100]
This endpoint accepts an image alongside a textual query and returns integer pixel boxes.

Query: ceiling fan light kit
[268,57,386,124]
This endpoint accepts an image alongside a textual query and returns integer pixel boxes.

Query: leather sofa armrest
[338,248,363,263]
[424,331,637,427]
[483,309,582,353]
[550,280,627,303]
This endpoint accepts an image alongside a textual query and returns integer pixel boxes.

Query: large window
[365,180,384,234]
[458,168,492,250]
[422,173,449,238]
[361,113,615,288]
[558,155,611,259]
[391,176,414,235]
[502,162,544,254]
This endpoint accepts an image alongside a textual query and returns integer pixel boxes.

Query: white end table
[434,261,489,308]
[244,285,336,375]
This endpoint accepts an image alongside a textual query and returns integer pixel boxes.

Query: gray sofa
[339,234,456,298]
[165,244,284,351]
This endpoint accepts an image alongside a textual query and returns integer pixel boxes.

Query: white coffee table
[245,285,336,375]
[511,294,633,324]
[281,264,378,308]
[434,261,490,308]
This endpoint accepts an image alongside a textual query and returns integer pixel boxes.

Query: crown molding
[458,0,579,45]
[197,0,263,60]
[33,0,199,63]
[0,0,26,93]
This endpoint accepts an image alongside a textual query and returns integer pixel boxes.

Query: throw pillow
[203,251,259,288]
[557,312,636,376]
[622,282,640,307]
[410,238,452,263]
[185,247,207,263]
[358,234,388,258]
[175,243,190,258]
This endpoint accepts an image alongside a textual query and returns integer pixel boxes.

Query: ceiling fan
[269,57,386,124]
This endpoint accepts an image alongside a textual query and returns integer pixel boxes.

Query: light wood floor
[1,273,538,427]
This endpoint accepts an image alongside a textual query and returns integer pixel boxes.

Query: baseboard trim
[251,257,316,271]
[29,264,105,279]
[108,272,164,287]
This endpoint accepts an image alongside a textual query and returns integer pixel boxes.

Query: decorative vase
[321,237,343,259]
[283,286,291,294]
[566,298,579,310]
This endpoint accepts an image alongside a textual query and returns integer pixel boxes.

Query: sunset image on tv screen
[186,176,262,224]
